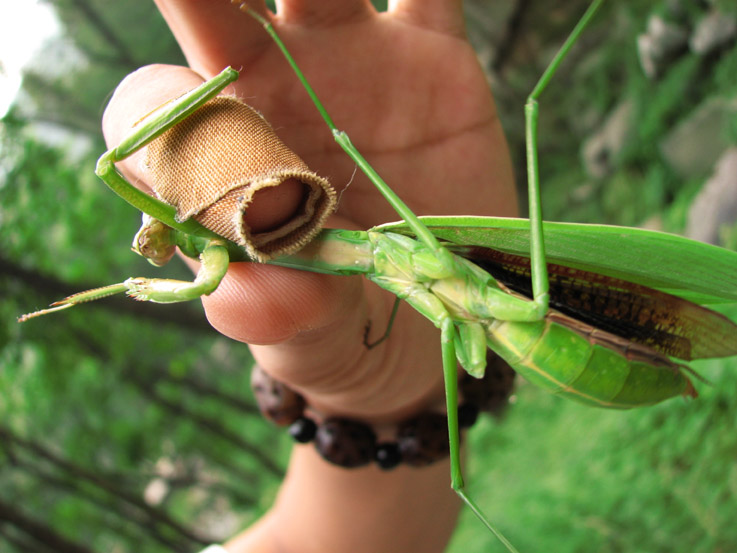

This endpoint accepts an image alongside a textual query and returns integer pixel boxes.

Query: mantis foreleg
[124,240,230,303]
[18,238,231,321]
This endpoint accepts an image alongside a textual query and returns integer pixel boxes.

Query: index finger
[153,0,273,77]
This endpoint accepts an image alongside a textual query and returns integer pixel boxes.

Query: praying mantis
[16,0,737,551]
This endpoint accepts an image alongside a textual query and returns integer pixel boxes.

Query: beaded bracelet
[250,351,516,470]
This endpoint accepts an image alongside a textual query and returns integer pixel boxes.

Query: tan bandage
[145,97,336,261]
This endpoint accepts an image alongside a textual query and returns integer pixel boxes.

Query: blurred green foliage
[1,1,736,552]
[1,2,287,551]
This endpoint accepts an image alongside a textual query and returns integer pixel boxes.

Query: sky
[0,1,60,118]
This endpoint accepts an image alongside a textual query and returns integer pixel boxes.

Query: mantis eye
[132,214,176,267]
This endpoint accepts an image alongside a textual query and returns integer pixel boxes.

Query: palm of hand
[219,14,516,229]
[122,3,516,420]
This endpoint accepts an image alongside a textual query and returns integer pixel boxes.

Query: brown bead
[250,365,305,426]
[460,351,516,416]
[396,412,449,466]
[314,418,377,468]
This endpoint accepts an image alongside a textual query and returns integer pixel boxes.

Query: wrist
[250,351,516,471]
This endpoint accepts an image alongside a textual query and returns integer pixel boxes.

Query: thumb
[102,63,385,413]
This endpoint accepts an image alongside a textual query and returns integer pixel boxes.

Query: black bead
[288,416,317,443]
[375,442,402,470]
[458,403,480,429]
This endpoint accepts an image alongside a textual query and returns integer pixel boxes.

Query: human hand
[102,1,516,551]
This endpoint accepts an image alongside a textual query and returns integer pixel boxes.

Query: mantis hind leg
[524,0,605,314]
[440,318,521,553]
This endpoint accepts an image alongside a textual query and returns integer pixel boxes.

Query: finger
[197,257,372,390]
[102,64,207,193]
[276,0,374,26]
[153,0,274,77]
[103,63,309,233]
[388,0,466,37]
[202,262,363,346]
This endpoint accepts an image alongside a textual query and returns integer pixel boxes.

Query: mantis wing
[377,216,737,305]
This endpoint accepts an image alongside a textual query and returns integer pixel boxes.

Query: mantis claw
[122,277,211,304]
[17,283,130,322]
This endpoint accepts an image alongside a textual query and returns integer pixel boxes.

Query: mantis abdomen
[487,314,694,409]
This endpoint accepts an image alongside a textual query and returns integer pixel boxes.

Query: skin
[102,1,517,552]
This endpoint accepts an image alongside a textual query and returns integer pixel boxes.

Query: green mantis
[17,0,737,551]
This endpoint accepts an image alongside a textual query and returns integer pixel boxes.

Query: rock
[582,101,635,179]
[637,14,689,79]
[686,147,737,245]
[664,0,687,21]
[690,9,737,55]
[660,96,737,179]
